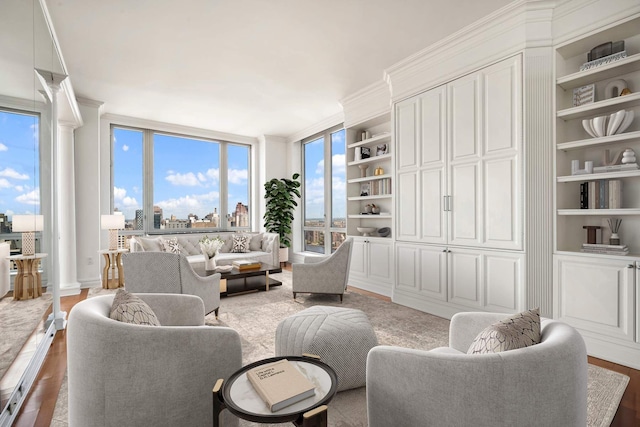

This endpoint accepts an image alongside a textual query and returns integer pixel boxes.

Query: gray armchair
[67,293,242,427]
[366,312,588,427]
[122,251,221,316]
[292,238,353,302]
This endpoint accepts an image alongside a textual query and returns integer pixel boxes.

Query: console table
[8,253,47,300]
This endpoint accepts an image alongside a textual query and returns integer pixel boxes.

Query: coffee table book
[246,359,316,412]
[232,259,262,270]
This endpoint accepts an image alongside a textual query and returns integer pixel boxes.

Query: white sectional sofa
[129,232,280,269]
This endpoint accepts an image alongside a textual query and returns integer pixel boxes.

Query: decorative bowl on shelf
[378,227,391,237]
[357,227,377,237]
[582,109,634,138]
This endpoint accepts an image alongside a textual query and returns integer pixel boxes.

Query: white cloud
[166,171,200,186]
[0,168,29,180]
[156,191,220,218]
[113,186,127,201]
[14,185,24,192]
[316,159,324,175]
[0,143,7,152]
[122,144,129,152]
[332,154,345,175]
[228,168,248,184]
[15,189,40,205]
[0,178,11,188]
[197,172,207,182]
[120,196,139,208]
[113,186,139,209]
[206,168,220,181]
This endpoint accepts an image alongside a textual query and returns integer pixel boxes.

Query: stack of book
[579,179,622,209]
[232,259,262,270]
[581,243,629,255]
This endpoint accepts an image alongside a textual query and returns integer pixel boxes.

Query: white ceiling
[43,0,514,138]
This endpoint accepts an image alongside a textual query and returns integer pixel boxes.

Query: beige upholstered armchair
[122,251,221,316]
[0,242,9,298]
[67,293,241,427]
[292,238,353,301]
[366,312,588,427]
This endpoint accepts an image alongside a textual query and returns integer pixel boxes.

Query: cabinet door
[449,162,481,246]
[448,249,482,308]
[397,171,419,241]
[554,255,635,342]
[349,238,367,279]
[368,240,393,284]
[421,169,446,244]
[483,250,524,313]
[396,98,419,171]
[482,55,522,250]
[636,262,640,344]
[396,244,447,301]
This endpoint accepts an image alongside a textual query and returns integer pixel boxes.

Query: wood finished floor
[5,266,639,426]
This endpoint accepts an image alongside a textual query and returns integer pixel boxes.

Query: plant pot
[279,247,289,264]
[205,256,217,271]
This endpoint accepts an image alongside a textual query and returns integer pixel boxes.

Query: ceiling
[37,0,514,138]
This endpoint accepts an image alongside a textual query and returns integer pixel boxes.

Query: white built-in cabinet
[393,55,524,318]
[349,237,394,297]
[553,15,640,369]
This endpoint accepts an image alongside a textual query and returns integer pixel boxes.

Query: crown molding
[286,111,344,143]
[76,97,104,109]
[340,80,391,128]
[384,0,556,102]
[0,94,47,112]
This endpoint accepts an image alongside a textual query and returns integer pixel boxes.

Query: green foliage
[263,173,301,248]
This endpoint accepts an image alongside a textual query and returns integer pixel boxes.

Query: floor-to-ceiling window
[302,126,346,254]
[111,125,251,234]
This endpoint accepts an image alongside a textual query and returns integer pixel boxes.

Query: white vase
[205,254,217,271]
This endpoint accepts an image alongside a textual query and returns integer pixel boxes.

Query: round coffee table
[213,355,338,427]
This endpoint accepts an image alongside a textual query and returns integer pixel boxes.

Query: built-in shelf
[557,131,640,151]
[347,173,392,183]
[348,214,392,219]
[557,208,640,215]
[348,194,392,201]
[556,53,640,89]
[347,153,392,166]
[555,249,639,259]
[557,170,640,182]
[347,132,391,149]
[557,92,640,120]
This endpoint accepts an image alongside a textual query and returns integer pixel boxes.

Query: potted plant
[263,173,301,263]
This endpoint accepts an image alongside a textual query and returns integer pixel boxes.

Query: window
[302,126,346,254]
[0,109,42,254]
[111,125,251,234]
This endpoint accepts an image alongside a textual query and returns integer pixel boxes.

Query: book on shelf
[232,259,261,270]
[246,359,316,412]
[582,243,628,250]
[592,163,638,173]
[584,179,622,209]
[581,248,629,255]
[581,243,629,255]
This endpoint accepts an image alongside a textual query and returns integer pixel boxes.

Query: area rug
[52,271,629,427]
[0,293,52,383]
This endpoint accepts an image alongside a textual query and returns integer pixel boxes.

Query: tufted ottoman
[275,306,378,391]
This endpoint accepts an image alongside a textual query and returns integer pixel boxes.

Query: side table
[8,253,47,300]
[213,355,337,427]
[98,249,128,289]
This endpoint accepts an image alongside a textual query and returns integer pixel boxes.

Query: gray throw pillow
[138,236,164,252]
[110,289,160,326]
[249,233,263,251]
[467,308,540,354]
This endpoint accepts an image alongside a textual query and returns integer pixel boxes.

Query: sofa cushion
[162,237,182,254]
[231,234,251,253]
[137,236,164,252]
[249,233,263,251]
[467,308,540,354]
[110,289,160,326]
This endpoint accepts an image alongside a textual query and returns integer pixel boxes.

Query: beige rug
[52,271,629,426]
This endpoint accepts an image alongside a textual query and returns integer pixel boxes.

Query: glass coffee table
[195,262,282,296]
[213,355,338,427]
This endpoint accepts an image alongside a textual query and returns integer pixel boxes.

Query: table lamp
[12,215,44,256]
[101,214,125,251]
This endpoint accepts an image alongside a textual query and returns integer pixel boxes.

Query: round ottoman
[275,306,378,391]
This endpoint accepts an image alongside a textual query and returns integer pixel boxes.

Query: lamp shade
[101,214,125,230]
[12,215,44,232]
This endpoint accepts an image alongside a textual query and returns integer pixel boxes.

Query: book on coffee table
[246,359,316,412]
[232,259,261,270]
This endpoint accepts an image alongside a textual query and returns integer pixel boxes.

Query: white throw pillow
[162,237,182,254]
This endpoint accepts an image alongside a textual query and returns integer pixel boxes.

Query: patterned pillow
[467,308,541,354]
[231,234,251,253]
[110,289,160,326]
[162,237,182,254]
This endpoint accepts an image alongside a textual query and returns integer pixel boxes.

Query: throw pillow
[220,235,233,253]
[138,236,164,252]
[110,289,160,326]
[231,234,251,253]
[162,237,182,254]
[249,233,263,251]
[467,308,541,354]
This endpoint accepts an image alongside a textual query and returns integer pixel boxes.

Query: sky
[0,110,40,220]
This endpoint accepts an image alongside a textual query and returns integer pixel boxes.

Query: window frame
[301,124,346,254]
[110,124,252,235]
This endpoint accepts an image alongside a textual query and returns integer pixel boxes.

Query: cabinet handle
[628,264,634,268]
